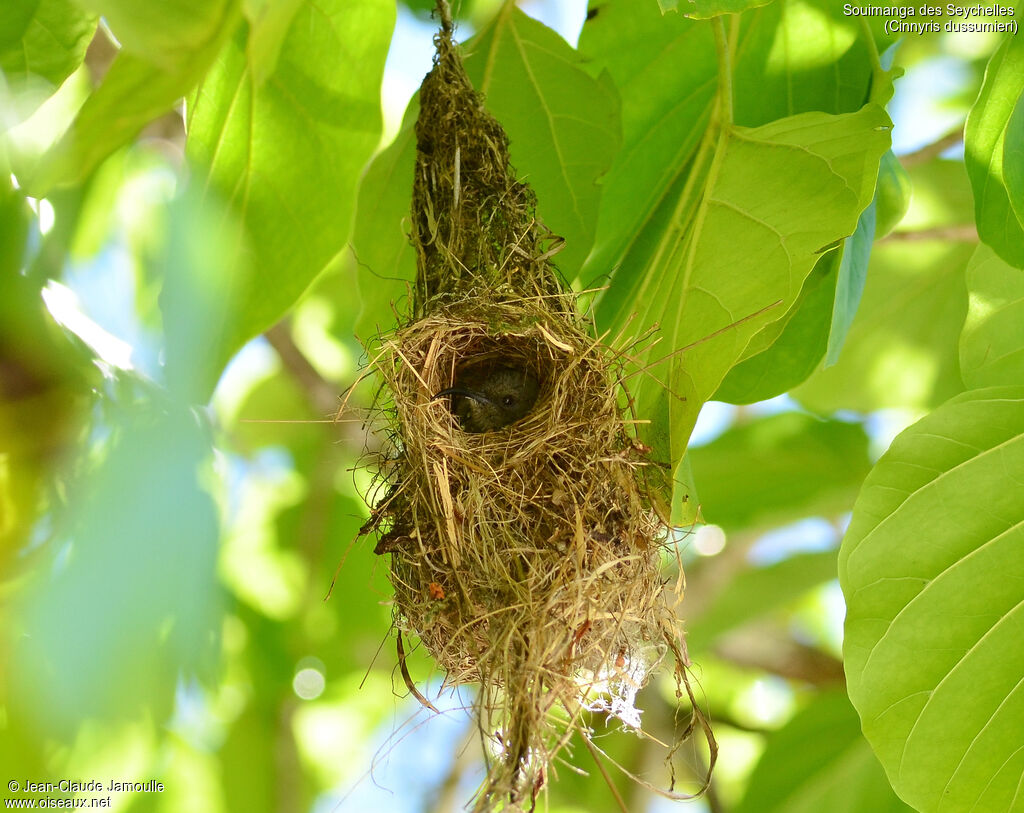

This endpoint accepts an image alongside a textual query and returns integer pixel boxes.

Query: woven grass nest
[359,3,712,809]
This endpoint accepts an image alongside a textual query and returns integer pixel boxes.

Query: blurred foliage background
[1,0,1020,811]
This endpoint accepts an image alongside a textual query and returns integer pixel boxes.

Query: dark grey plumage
[432,365,540,433]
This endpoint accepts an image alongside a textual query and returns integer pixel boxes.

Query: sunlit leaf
[842,386,1024,813]
[960,243,1024,389]
[597,105,889,492]
[794,160,972,414]
[26,2,237,194]
[1003,89,1024,227]
[735,691,913,813]
[351,109,418,341]
[964,32,1024,268]
[185,0,394,396]
[158,185,248,403]
[73,0,237,71]
[242,0,305,85]
[714,250,839,404]
[0,0,96,112]
[683,0,775,18]
[578,0,887,287]
[0,173,31,276]
[464,7,621,276]
[688,411,871,531]
[874,149,911,238]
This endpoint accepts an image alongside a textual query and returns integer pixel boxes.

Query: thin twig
[397,630,441,714]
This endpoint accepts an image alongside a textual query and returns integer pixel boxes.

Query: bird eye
[502,395,515,406]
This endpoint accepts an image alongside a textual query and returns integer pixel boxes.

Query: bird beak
[431,386,493,405]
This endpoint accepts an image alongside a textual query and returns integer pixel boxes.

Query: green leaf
[186,0,394,397]
[597,105,889,479]
[735,691,913,813]
[795,242,971,414]
[0,174,31,277]
[965,32,1024,268]
[713,249,839,404]
[465,6,621,276]
[683,0,775,18]
[26,0,238,194]
[9,404,222,736]
[577,2,714,283]
[960,243,1024,389]
[578,0,888,321]
[29,57,206,194]
[826,198,876,367]
[351,114,417,341]
[73,0,234,71]
[841,387,1024,813]
[0,0,96,101]
[1004,89,1024,227]
[687,550,838,651]
[874,149,911,238]
[794,160,972,414]
[242,0,304,85]
[688,411,872,531]
[158,185,248,403]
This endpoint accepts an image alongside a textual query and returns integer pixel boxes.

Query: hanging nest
[358,3,713,809]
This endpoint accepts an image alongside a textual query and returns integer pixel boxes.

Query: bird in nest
[432,365,540,433]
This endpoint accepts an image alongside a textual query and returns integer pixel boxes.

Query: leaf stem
[712,16,733,128]
[858,17,888,105]
[859,17,883,73]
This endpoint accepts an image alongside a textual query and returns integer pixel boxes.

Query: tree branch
[880,224,978,243]
[714,626,846,686]
[899,124,965,168]
[265,321,341,417]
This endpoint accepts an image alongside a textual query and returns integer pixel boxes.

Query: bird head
[432,365,540,433]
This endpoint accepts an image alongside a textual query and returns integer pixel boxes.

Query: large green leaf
[965,32,1024,268]
[0,0,96,101]
[597,105,889,487]
[960,243,1024,389]
[794,160,972,414]
[735,691,913,813]
[841,387,1024,813]
[242,0,304,84]
[349,9,621,334]
[578,0,887,286]
[351,113,417,341]
[185,0,393,398]
[25,0,238,194]
[72,0,233,70]
[713,249,839,404]
[466,6,621,276]
[683,0,776,18]
[688,411,872,532]
[1004,90,1024,228]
